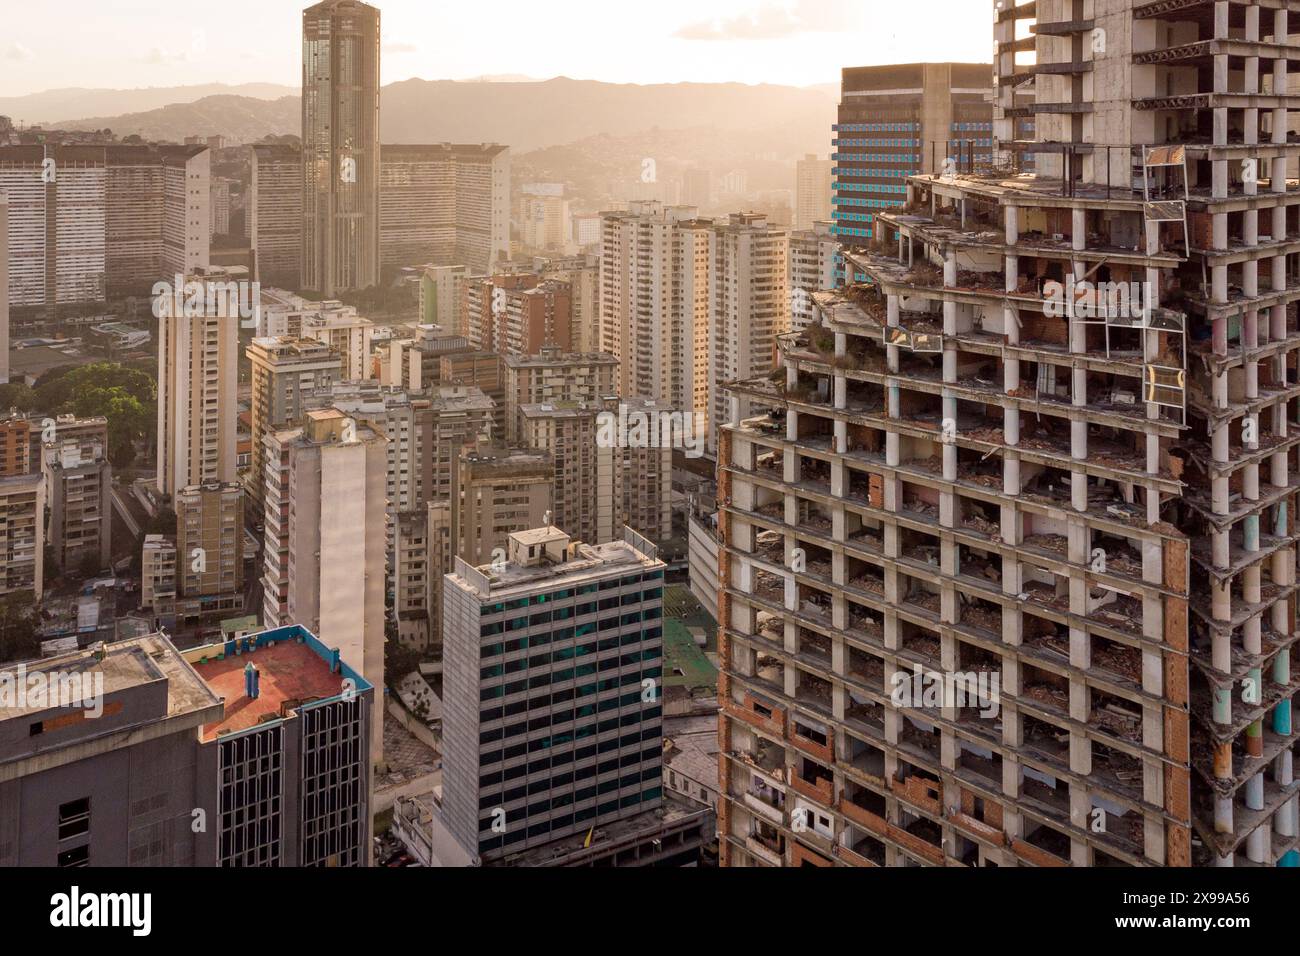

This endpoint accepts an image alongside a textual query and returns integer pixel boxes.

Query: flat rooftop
[189,637,351,742]
[458,538,662,598]
[0,633,220,722]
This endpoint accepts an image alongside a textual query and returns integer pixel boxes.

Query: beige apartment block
[262,409,387,762]
[246,337,343,515]
[503,348,619,444]
[600,202,712,419]
[709,213,790,454]
[0,472,44,600]
[453,446,554,566]
[174,482,244,624]
[44,443,112,574]
[156,268,241,497]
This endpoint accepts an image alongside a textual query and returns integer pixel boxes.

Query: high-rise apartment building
[0,145,106,310]
[300,303,374,380]
[600,202,711,420]
[174,481,244,623]
[210,177,232,237]
[518,398,674,547]
[439,351,506,439]
[0,625,373,867]
[246,337,344,514]
[141,534,177,618]
[378,144,510,274]
[155,268,241,497]
[503,348,618,444]
[0,194,8,382]
[107,144,211,296]
[453,446,554,566]
[795,154,834,231]
[43,441,112,575]
[789,220,839,331]
[316,383,426,513]
[440,526,667,863]
[709,213,789,452]
[0,472,44,600]
[518,403,617,547]
[531,255,601,354]
[716,1,1300,869]
[302,0,381,296]
[464,273,572,357]
[832,62,992,284]
[29,414,108,473]
[394,509,435,650]
[0,417,29,477]
[516,188,570,253]
[389,324,473,391]
[419,263,470,331]
[250,144,303,288]
[261,410,386,762]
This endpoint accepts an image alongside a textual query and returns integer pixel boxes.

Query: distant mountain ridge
[0,84,296,126]
[39,77,836,157]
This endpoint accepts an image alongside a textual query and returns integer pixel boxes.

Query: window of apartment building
[58,844,90,867]
[58,797,91,841]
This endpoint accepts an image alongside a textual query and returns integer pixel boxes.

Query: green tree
[0,382,37,412]
[33,363,156,467]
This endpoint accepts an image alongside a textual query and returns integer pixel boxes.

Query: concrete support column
[1212,212,1228,251]
[1072,208,1086,252]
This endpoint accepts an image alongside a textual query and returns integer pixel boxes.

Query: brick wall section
[789,772,834,805]
[1188,210,1213,250]
[1020,311,1069,346]
[839,798,889,837]
[1010,838,1069,867]
[791,842,834,867]
[889,824,944,865]
[790,727,834,764]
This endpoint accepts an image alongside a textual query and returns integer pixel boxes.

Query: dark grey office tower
[302,0,382,296]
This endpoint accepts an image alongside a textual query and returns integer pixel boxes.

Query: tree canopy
[33,363,156,467]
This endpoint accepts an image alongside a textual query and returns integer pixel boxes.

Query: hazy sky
[0,0,994,97]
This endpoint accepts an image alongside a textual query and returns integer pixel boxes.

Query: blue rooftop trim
[192,623,374,698]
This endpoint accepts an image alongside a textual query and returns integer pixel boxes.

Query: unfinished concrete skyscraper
[715,0,1299,868]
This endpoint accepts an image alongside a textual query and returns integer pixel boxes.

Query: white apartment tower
[788,220,839,331]
[155,269,241,498]
[709,213,789,451]
[600,202,711,420]
[0,195,8,383]
[794,154,834,232]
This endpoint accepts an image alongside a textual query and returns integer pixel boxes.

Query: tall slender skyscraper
[302,0,382,296]
[0,195,8,384]
[155,269,241,498]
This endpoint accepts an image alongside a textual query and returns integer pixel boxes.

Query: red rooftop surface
[192,639,346,741]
